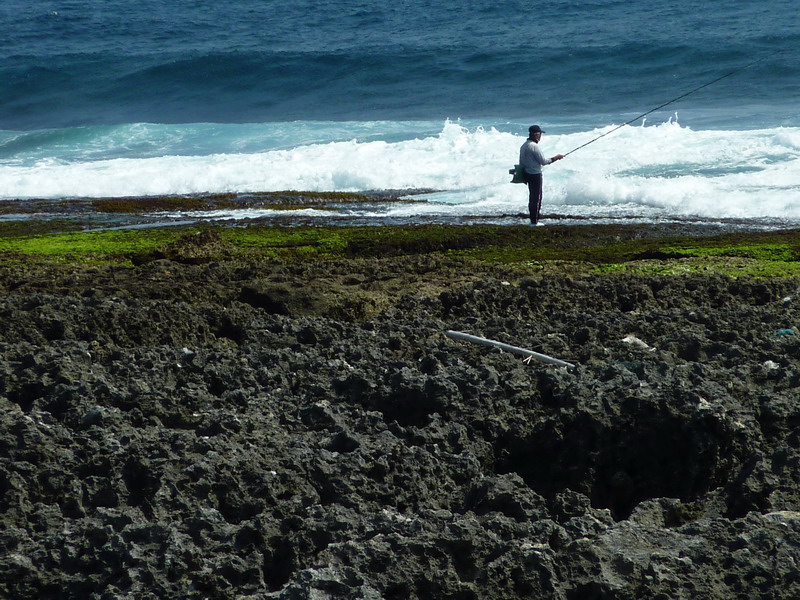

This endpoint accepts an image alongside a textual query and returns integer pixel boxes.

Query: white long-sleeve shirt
[519,139,552,175]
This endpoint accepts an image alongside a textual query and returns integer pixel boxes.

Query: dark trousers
[524,172,543,223]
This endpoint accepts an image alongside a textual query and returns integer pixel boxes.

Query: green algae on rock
[1,223,800,279]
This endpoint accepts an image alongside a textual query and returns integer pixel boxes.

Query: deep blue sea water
[1,0,798,225]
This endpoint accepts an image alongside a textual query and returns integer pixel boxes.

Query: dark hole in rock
[9,383,40,413]
[496,412,735,520]
[235,525,263,551]
[122,458,161,508]
[239,285,291,315]
[214,316,246,344]
[44,319,67,341]
[385,582,411,600]
[326,431,360,453]
[370,390,438,428]
[262,539,295,592]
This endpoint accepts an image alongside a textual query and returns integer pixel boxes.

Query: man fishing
[519,125,564,225]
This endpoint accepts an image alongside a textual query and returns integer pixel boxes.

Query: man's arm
[533,144,562,166]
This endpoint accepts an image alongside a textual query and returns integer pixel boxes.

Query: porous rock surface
[2,255,800,599]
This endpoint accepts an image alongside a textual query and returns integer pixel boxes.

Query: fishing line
[562,50,784,157]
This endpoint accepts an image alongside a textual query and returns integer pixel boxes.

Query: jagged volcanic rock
[2,257,800,599]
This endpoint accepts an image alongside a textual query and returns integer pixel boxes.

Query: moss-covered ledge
[1,222,800,278]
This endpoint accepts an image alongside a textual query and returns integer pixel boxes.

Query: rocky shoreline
[3,226,800,599]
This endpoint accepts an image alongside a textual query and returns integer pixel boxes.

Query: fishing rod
[561,51,783,157]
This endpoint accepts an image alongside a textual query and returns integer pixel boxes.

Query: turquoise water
[0,0,798,223]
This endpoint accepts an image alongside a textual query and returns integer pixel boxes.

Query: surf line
[562,50,785,157]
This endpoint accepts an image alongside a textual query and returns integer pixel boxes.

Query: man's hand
[552,154,565,162]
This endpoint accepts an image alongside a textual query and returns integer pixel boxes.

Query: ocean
[1,0,798,227]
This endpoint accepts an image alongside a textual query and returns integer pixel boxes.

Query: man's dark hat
[529,125,545,134]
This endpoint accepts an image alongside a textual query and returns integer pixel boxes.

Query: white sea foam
[1,119,798,222]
